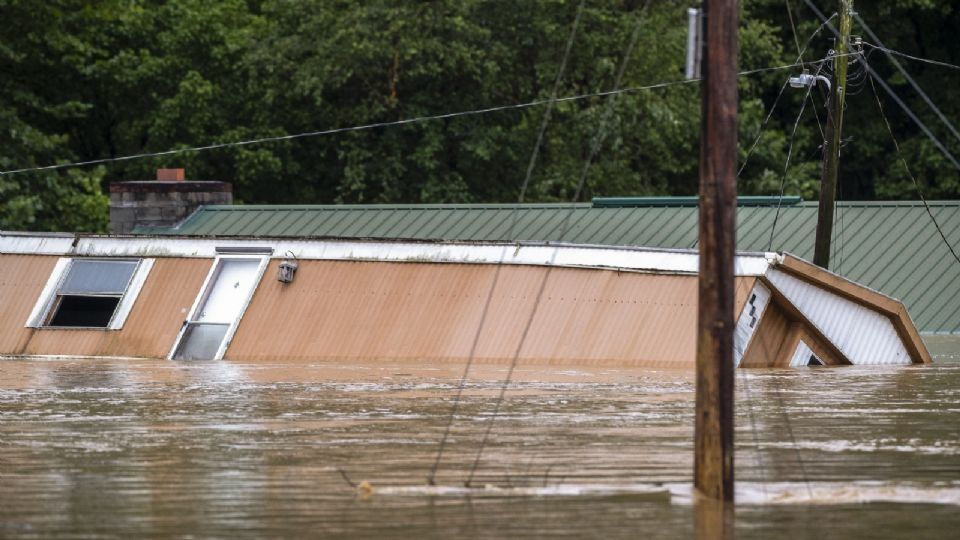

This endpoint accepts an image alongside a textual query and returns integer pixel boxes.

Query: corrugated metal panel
[766,268,912,365]
[224,259,758,368]
[137,201,960,333]
[0,255,59,353]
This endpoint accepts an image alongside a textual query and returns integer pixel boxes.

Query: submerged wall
[0,236,929,367]
[0,253,755,367]
[227,259,756,367]
[0,255,208,358]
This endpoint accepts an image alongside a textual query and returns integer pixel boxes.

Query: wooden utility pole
[695,0,738,502]
[813,0,853,269]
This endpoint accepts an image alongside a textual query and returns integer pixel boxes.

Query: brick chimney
[109,169,232,233]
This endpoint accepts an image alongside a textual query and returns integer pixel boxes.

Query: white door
[195,259,261,323]
[173,258,264,360]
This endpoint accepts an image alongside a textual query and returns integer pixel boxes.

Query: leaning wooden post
[695,0,738,502]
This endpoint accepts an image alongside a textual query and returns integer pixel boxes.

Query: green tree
[2,0,958,233]
[0,0,108,231]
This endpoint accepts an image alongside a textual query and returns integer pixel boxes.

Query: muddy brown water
[1,337,959,539]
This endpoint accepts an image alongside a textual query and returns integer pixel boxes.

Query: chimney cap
[156,168,185,181]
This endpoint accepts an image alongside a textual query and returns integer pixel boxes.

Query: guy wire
[866,66,960,266]
[767,60,825,250]
[427,0,587,486]
[465,0,652,488]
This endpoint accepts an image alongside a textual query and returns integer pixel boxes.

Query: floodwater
[1,337,958,539]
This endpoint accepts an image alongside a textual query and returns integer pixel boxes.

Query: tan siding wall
[780,324,846,367]
[0,255,58,353]
[740,299,848,368]
[227,260,757,368]
[4,253,758,367]
[741,302,792,368]
[0,255,210,358]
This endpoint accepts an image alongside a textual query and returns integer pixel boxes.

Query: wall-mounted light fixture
[278,251,298,283]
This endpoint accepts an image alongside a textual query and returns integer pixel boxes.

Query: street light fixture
[789,70,831,91]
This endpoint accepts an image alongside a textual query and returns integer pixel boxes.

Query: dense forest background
[2,0,958,232]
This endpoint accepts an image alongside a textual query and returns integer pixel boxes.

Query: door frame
[168,252,271,360]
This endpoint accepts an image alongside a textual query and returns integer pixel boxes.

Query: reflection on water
[1,345,958,539]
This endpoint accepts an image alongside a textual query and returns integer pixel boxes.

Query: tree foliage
[1,0,957,231]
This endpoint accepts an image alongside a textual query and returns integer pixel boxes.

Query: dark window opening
[38,258,140,329]
[47,296,121,327]
[807,355,825,366]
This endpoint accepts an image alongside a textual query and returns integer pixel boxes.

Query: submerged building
[0,170,948,367]
[0,234,930,367]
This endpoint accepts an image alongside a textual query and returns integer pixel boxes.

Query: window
[790,340,826,368]
[26,258,154,329]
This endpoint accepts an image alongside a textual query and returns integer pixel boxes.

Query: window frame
[25,257,154,330]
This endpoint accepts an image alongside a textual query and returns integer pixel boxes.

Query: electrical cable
[862,42,960,73]
[767,62,824,250]
[799,0,960,171]
[427,0,587,486]
[858,37,960,145]
[464,0,652,488]
[866,70,960,266]
[425,251,506,486]
[857,12,960,146]
[738,13,837,178]
[0,59,840,178]
[516,0,587,204]
[733,277,769,499]
[784,0,803,58]
[783,0,827,140]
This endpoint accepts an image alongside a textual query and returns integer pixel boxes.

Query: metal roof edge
[0,230,76,238]
[592,196,804,207]
[189,200,960,212]
[776,252,903,305]
[796,200,960,208]
[0,233,774,276]
[192,202,596,211]
[774,253,932,364]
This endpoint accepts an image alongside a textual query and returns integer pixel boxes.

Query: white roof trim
[0,234,75,255]
[0,233,776,276]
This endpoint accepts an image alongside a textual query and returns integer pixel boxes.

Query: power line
[464,0,654,488]
[428,0,587,487]
[799,0,960,171]
[738,13,837,177]
[783,0,828,140]
[768,62,823,250]
[516,0,587,204]
[856,15,960,147]
[866,71,960,266]
[0,59,834,178]
[862,42,960,72]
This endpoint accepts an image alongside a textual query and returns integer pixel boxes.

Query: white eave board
[0,233,777,276]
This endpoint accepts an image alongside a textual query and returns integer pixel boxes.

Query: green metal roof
[591,195,803,207]
[137,201,960,333]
